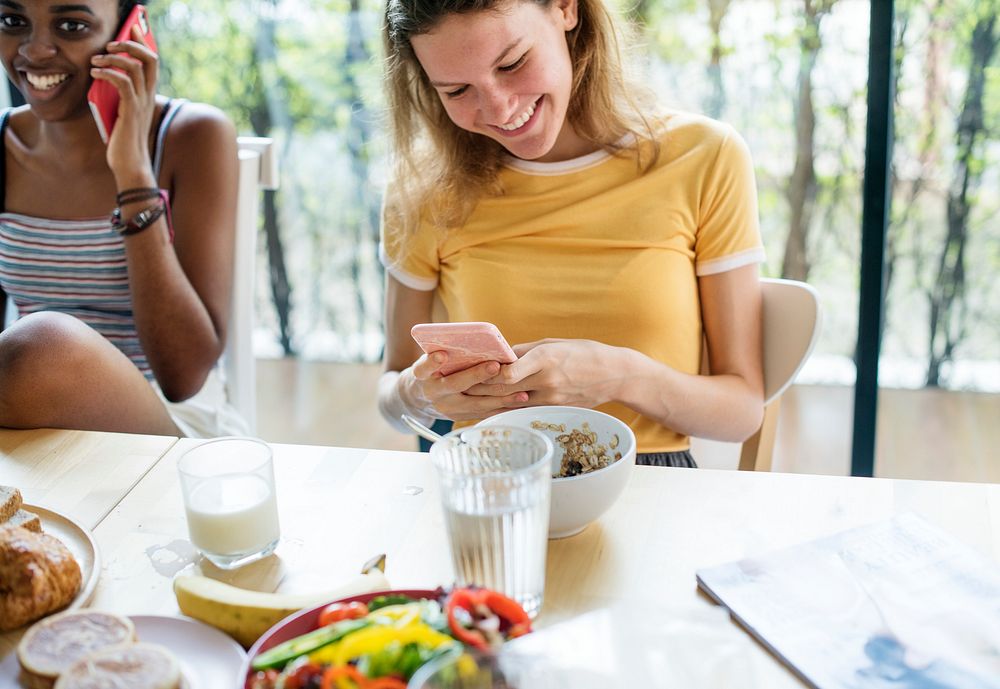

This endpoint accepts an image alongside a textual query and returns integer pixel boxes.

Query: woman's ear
[555,0,579,31]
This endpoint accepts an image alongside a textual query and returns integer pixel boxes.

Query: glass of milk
[177,437,280,570]
[430,426,553,619]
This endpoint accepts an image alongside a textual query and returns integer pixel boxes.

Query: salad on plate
[246,587,532,689]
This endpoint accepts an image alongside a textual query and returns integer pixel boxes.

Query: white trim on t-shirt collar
[503,133,636,176]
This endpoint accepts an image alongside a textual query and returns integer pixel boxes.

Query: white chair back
[226,137,278,434]
[760,278,822,404]
[737,278,821,471]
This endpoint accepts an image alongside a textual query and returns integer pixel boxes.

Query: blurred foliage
[149,0,997,388]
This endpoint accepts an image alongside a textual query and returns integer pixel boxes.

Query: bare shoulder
[161,100,237,164]
[5,105,37,142]
[6,104,33,126]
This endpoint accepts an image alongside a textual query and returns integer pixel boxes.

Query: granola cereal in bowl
[478,407,636,538]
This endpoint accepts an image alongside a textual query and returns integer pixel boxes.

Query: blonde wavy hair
[382,0,658,235]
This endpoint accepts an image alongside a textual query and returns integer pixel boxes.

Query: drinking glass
[430,426,553,619]
[407,649,569,689]
[177,436,280,569]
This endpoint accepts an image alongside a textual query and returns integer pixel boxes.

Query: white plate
[0,616,245,689]
[132,615,246,689]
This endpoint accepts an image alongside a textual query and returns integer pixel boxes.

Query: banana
[173,568,391,648]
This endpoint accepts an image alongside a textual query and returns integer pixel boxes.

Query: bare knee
[1,311,97,365]
[0,312,102,411]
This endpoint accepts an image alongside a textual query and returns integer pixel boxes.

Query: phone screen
[87,5,159,143]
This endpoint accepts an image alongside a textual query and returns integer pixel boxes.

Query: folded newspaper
[696,513,1000,689]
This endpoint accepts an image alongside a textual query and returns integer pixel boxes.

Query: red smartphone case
[411,322,517,376]
[88,5,158,143]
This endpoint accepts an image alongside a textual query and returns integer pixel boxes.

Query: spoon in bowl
[401,414,510,472]
[400,414,444,443]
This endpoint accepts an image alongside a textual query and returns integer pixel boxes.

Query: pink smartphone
[411,322,517,377]
[88,5,159,143]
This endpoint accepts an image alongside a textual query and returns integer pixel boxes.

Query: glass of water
[177,437,281,570]
[407,648,570,689]
[430,426,553,619]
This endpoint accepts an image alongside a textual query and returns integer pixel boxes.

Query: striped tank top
[0,101,185,380]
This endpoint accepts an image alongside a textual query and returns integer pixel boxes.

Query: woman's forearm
[125,230,225,401]
[614,347,764,442]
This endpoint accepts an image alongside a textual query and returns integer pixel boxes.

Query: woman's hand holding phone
[89,19,159,183]
[399,353,529,421]
[465,338,630,411]
[402,322,528,421]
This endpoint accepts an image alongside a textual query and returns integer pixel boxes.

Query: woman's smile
[489,95,541,135]
[20,70,72,100]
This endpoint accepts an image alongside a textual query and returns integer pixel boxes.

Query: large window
[883,1,999,391]
[152,0,997,395]
[156,0,389,361]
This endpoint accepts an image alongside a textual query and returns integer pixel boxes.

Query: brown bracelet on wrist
[116,187,161,205]
[111,200,165,236]
[110,189,174,241]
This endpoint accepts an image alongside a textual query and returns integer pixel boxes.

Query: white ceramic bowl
[478,407,636,539]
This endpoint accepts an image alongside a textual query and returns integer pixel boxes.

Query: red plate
[240,588,444,688]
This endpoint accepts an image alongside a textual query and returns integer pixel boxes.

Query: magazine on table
[696,513,1000,689]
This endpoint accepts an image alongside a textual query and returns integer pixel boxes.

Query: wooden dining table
[0,428,176,530]
[1,428,998,687]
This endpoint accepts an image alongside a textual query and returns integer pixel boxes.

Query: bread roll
[53,643,181,689]
[0,485,23,522]
[17,610,136,689]
[6,508,42,533]
[0,525,82,632]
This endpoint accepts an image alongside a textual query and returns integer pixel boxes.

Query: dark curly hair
[117,2,148,21]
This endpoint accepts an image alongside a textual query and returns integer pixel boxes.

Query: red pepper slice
[446,588,490,650]
[445,587,533,650]
[481,590,531,630]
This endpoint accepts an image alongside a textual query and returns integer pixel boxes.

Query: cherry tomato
[317,600,369,627]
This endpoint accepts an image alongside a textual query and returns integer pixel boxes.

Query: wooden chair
[225,137,279,433]
[736,278,821,471]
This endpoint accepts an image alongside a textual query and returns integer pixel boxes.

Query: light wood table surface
[0,429,178,664]
[84,438,999,687]
[0,428,177,530]
[2,431,998,686]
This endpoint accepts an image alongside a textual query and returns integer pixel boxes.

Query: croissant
[0,524,82,632]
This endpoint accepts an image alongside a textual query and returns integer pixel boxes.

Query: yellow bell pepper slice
[368,606,421,628]
[332,623,457,666]
[309,640,344,665]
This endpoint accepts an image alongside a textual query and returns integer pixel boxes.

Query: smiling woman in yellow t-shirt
[377,0,765,465]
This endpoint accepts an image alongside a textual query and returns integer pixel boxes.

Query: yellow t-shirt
[381,112,765,452]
